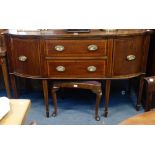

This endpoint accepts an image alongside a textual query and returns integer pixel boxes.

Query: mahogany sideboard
[4,29,151,117]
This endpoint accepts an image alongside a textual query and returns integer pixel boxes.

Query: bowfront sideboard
[4,29,152,117]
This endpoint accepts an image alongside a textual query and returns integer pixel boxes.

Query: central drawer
[47,60,106,78]
[45,40,107,57]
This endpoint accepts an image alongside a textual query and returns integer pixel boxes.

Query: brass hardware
[55,45,64,51]
[87,66,97,72]
[56,66,66,72]
[88,45,98,51]
[126,55,136,61]
[18,56,27,62]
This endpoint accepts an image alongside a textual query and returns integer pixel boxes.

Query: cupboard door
[113,36,144,76]
[11,38,41,77]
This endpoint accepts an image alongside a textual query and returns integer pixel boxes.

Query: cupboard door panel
[113,36,144,76]
[12,38,41,76]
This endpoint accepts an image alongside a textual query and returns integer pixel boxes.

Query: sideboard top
[3,29,152,38]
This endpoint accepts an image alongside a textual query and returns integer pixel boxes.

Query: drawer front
[11,38,41,76]
[47,60,106,78]
[113,36,144,76]
[45,40,107,57]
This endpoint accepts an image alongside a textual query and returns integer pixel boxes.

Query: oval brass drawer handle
[56,66,66,72]
[18,56,27,62]
[55,45,64,52]
[87,66,97,72]
[88,45,98,51]
[126,55,136,61]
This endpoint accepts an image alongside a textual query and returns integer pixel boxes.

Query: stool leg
[51,88,59,117]
[95,90,102,121]
[104,79,111,117]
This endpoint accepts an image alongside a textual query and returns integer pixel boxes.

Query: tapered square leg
[104,79,111,117]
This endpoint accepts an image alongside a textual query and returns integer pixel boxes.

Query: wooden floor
[120,110,155,125]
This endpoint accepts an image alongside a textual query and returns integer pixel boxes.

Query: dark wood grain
[4,29,152,38]
[47,60,106,78]
[4,29,152,117]
[45,39,107,57]
[51,81,102,121]
[11,38,41,77]
[147,30,155,76]
[42,79,49,117]
[104,79,111,117]
[112,36,144,76]
[0,29,11,97]
[144,76,155,111]
[0,55,11,97]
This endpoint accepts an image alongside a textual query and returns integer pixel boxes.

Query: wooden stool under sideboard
[51,80,102,121]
